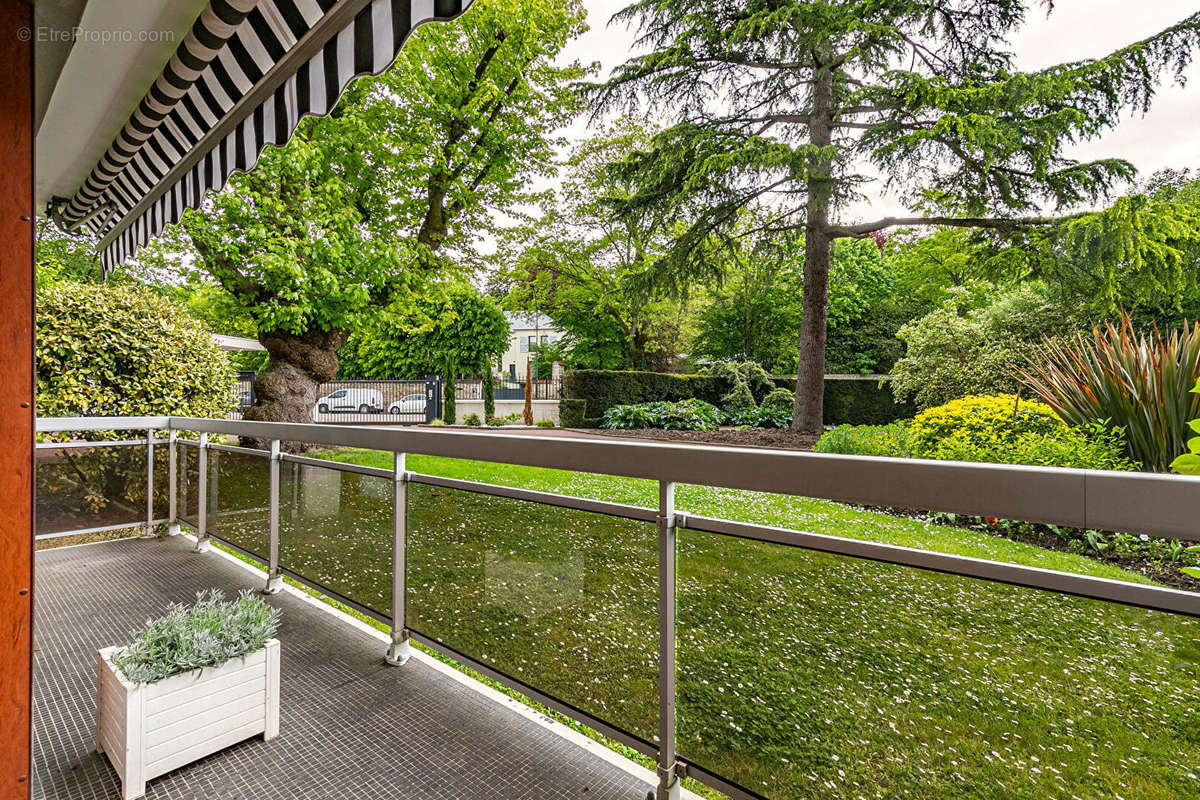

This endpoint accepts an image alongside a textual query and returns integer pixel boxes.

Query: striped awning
[50,0,470,270]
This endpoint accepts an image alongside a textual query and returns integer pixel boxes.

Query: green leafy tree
[886,229,1005,304]
[339,285,510,380]
[501,118,694,371]
[593,1,1200,432]
[35,220,106,285]
[180,0,587,434]
[695,234,893,373]
[995,194,1200,314]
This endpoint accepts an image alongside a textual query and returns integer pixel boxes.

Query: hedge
[564,370,914,426]
[559,398,588,428]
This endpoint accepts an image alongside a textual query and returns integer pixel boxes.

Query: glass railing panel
[675,527,1200,799]
[279,460,393,616]
[35,443,148,535]
[152,442,169,522]
[406,482,659,743]
[207,448,270,560]
[176,441,200,528]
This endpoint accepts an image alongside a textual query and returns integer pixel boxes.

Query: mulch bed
[577,427,820,450]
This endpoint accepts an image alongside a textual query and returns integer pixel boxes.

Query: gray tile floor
[34,536,653,800]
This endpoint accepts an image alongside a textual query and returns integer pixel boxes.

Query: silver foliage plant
[111,589,280,684]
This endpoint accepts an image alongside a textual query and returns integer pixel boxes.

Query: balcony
[33,415,1200,800]
[34,535,658,800]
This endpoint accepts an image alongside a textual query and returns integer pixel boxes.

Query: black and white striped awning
[49,0,470,270]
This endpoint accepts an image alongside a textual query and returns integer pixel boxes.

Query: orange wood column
[0,0,34,796]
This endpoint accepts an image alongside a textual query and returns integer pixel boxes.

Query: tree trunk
[791,63,835,434]
[243,328,346,451]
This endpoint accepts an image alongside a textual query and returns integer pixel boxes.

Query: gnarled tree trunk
[243,328,346,451]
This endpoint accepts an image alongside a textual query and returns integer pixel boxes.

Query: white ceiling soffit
[35,0,212,210]
[33,0,473,271]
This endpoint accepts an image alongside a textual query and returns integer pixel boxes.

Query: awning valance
[47,0,470,270]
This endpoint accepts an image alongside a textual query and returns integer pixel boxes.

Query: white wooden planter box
[96,639,280,800]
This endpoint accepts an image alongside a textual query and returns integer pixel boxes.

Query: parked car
[315,388,383,414]
[388,393,427,415]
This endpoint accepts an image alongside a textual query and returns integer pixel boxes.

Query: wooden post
[0,1,35,795]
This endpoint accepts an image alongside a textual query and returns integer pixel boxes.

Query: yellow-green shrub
[908,394,1062,458]
[909,394,1138,471]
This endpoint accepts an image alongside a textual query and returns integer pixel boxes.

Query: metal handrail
[156,415,1200,539]
[32,415,1200,800]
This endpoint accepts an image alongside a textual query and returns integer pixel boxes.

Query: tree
[338,285,510,380]
[35,220,106,285]
[500,118,694,371]
[886,229,1004,304]
[693,233,891,372]
[180,0,587,434]
[989,194,1200,315]
[593,1,1200,432]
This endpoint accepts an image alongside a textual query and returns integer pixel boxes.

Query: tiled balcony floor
[34,536,654,800]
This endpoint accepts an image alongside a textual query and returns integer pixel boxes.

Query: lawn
[189,445,1200,799]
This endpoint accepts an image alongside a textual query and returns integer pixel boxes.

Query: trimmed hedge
[564,370,913,426]
[559,398,587,428]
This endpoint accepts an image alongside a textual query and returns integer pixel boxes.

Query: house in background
[501,312,564,380]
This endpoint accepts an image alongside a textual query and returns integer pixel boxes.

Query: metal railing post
[194,432,210,553]
[143,429,156,538]
[167,429,179,535]
[386,452,410,666]
[656,481,680,800]
[264,439,283,594]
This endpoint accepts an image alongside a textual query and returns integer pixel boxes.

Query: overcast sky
[552,0,1200,220]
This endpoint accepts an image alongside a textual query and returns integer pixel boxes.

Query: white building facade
[500,312,564,380]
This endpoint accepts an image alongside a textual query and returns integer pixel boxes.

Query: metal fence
[453,377,562,401]
[228,375,562,425]
[34,416,1200,800]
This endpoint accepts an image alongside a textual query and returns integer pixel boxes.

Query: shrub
[704,360,774,401]
[1171,378,1200,475]
[720,381,755,414]
[463,413,481,426]
[428,419,446,427]
[908,394,1061,458]
[483,368,496,419]
[1024,315,1200,471]
[536,419,556,428]
[927,421,1139,471]
[487,412,523,427]
[761,387,794,413]
[567,369,912,425]
[564,370,720,417]
[601,400,725,431]
[559,398,587,428]
[892,285,1073,409]
[729,406,792,428]
[110,590,280,684]
[37,283,234,425]
[442,368,457,425]
[815,422,911,458]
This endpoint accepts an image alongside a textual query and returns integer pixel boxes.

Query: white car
[314,388,383,414]
[388,393,427,415]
